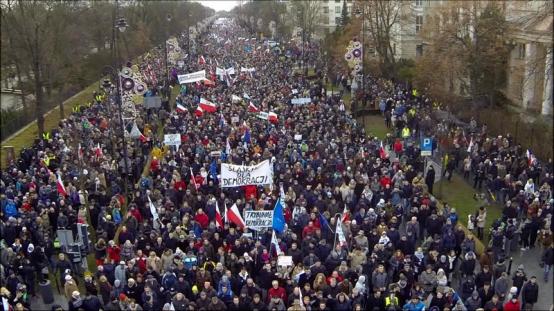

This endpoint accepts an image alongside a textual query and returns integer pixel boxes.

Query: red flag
[199,98,217,113]
[195,106,204,118]
[190,168,200,190]
[95,143,103,158]
[341,205,350,223]
[57,173,67,197]
[248,102,260,113]
[139,133,148,143]
[215,202,224,229]
[226,203,246,229]
[379,141,389,159]
[268,111,278,124]
[198,55,206,64]
[203,79,215,86]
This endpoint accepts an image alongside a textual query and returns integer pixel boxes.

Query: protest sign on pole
[178,70,206,84]
[164,134,181,147]
[244,210,273,230]
[291,97,312,105]
[220,160,273,187]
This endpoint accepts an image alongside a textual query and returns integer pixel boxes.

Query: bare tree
[288,0,323,42]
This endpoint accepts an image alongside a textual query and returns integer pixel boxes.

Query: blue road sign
[421,137,432,156]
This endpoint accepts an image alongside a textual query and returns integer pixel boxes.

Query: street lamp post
[103,16,130,195]
[355,6,366,111]
[164,14,172,98]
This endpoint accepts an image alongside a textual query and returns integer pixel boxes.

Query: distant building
[503,1,553,115]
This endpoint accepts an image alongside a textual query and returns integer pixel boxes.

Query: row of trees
[1,0,214,138]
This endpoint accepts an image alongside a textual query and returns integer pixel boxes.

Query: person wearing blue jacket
[403,295,426,311]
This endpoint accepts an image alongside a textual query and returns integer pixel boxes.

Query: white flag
[336,217,347,247]
[467,138,474,153]
[271,230,284,256]
[147,195,159,220]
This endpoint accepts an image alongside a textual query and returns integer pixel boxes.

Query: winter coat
[521,282,539,304]
[418,270,437,292]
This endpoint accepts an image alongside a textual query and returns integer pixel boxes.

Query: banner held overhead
[221,160,273,187]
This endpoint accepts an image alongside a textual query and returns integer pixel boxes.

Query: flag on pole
[526,149,537,166]
[190,168,200,190]
[199,98,217,112]
[336,217,347,247]
[176,103,187,113]
[198,55,206,64]
[77,143,83,160]
[319,212,333,233]
[268,112,278,124]
[148,195,159,220]
[95,143,103,159]
[271,230,284,256]
[341,205,350,223]
[467,137,474,153]
[226,137,231,156]
[219,113,226,128]
[379,141,389,159]
[56,173,67,197]
[272,196,286,233]
[209,158,218,183]
[223,203,229,224]
[195,106,204,117]
[242,127,251,150]
[215,201,224,228]
[226,203,246,229]
[248,102,260,113]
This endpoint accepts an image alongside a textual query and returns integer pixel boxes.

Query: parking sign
[421,137,432,156]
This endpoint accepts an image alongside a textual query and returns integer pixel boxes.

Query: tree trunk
[33,26,45,137]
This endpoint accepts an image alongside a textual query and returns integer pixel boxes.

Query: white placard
[178,70,206,84]
[291,89,298,94]
[244,210,273,230]
[257,112,268,120]
[294,134,302,141]
[221,160,273,188]
[164,134,181,146]
[231,116,240,123]
[277,256,293,266]
[291,97,311,105]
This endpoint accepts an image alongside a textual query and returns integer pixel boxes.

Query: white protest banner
[277,256,293,266]
[231,116,240,123]
[221,160,273,187]
[226,67,236,75]
[216,67,225,75]
[294,134,302,141]
[178,70,206,84]
[291,97,312,105]
[240,67,256,73]
[244,210,273,230]
[231,95,242,103]
[291,89,298,94]
[164,134,181,146]
[257,112,269,120]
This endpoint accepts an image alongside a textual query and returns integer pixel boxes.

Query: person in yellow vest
[42,132,51,141]
[401,126,411,139]
[151,146,163,159]
[385,291,399,309]
[412,89,419,97]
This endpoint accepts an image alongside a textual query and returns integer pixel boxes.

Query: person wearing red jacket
[107,241,121,263]
[195,209,210,229]
[503,297,521,311]
[380,175,391,188]
[267,280,287,303]
[393,139,403,156]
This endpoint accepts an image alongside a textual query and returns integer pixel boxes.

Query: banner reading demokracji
[221,160,273,187]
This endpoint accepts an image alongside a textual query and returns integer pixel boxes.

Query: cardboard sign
[277,256,293,266]
[244,210,273,230]
[221,160,273,187]
[164,134,181,146]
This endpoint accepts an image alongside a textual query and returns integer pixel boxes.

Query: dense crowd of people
[1,18,553,311]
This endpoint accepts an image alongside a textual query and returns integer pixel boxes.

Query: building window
[323,6,329,13]
[335,6,341,13]
[416,44,423,57]
[416,15,423,33]
[517,43,526,59]
[415,0,423,6]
